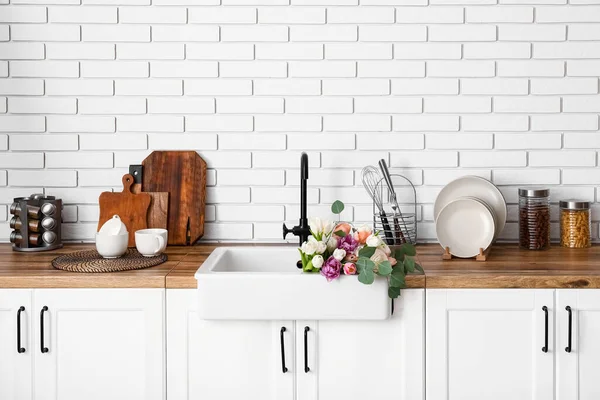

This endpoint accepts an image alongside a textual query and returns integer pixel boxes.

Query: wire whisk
[361,166,395,245]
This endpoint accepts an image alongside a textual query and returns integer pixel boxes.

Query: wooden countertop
[0,244,185,288]
[3,243,600,289]
[0,243,424,289]
[418,244,600,288]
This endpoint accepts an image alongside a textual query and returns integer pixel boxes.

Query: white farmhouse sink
[194,247,390,320]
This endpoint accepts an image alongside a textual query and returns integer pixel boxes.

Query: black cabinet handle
[17,306,25,354]
[304,326,310,373]
[40,306,48,354]
[280,327,288,373]
[542,306,549,353]
[565,306,572,353]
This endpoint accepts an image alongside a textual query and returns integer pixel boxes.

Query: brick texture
[0,1,598,241]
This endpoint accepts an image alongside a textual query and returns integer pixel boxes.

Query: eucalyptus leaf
[356,257,375,273]
[334,230,346,237]
[390,267,406,288]
[388,286,401,299]
[401,243,416,256]
[377,260,392,276]
[358,268,375,285]
[331,200,345,215]
[404,257,415,273]
[359,246,376,258]
[415,263,424,274]
[394,248,405,262]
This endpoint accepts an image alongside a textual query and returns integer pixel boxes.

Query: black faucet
[283,152,310,246]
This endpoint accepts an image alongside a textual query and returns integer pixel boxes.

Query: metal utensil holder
[372,174,417,245]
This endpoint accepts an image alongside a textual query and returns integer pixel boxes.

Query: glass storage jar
[519,188,550,250]
[560,200,591,248]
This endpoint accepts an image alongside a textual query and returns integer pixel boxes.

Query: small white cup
[96,232,128,259]
[135,229,167,257]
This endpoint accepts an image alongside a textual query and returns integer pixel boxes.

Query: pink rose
[334,223,352,237]
[343,262,357,275]
[353,225,372,245]
[388,257,397,266]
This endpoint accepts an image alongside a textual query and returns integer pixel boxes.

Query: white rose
[302,236,318,255]
[333,248,346,261]
[312,255,324,269]
[309,217,323,235]
[370,248,388,264]
[327,236,338,252]
[366,234,383,248]
[381,242,391,256]
[316,241,327,254]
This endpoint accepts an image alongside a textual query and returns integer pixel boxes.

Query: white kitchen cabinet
[168,288,424,400]
[296,289,424,400]
[557,289,600,400]
[33,288,165,400]
[0,289,33,400]
[166,289,294,400]
[427,289,554,400]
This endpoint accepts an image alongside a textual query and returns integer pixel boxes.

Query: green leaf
[304,259,314,272]
[334,230,346,237]
[376,260,392,276]
[390,267,406,288]
[331,200,345,215]
[400,243,417,256]
[359,246,376,258]
[388,286,401,299]
[414,263,424,274]
[356,257,375,273]
[298,249,308,269]
[404,257,415,273]
[394,248,405,262]
[358,268,375,285]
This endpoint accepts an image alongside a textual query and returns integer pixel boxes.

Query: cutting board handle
[122,174,135,194]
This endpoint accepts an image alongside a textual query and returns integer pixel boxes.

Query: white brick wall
[1,2,600,242]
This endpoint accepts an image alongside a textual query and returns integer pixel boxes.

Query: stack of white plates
[434,176,507,258]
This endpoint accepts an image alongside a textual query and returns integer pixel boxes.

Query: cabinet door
[296,289,424,400]
[0,289,33,400]
[33,289,165,400]
[167,289,295,400]
[427,289,554,400]
[557,289,600,400]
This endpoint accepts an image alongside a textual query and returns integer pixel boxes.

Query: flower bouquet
[298,200,422,299]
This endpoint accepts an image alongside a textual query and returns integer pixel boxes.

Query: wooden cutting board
[141,151,207,245]
[98,174,151,247]
[129,168,170,231]
[146,192,169,230]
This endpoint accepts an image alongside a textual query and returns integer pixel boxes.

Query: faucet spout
[300,152,309,180]
[299,152,308,228]
[283,152,311,248]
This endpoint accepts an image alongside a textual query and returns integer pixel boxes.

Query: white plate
[434,175,506,240]
[436,197,496,258]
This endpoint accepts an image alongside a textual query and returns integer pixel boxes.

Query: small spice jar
[519,188,550,250]
[560,200,591,248]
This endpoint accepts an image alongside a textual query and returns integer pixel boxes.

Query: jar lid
[518,188,550,198]
[559,199,590,210]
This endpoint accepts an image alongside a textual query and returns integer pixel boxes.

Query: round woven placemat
[52,248,168,273]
